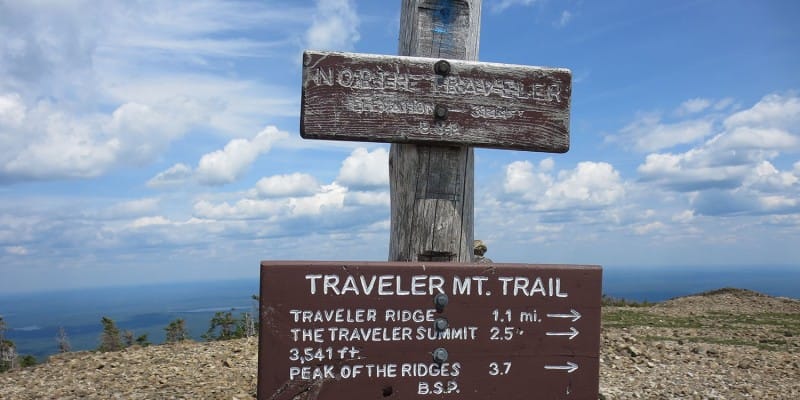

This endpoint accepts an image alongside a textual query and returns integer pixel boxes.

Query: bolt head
[434,60,451,75]
[434,105,448,119]
[434,293,449,309]
[432,347,449,363]
[434,318,449,331]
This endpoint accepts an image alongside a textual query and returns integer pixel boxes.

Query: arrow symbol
[546,327,579,340]
[544,361,579,373]
[546,309,581,322]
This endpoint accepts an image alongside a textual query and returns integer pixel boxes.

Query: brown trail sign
[259,261,601,399]
[260,0,599,399]
[301,50,572,152]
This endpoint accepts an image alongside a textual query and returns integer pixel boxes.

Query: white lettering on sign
[284,273,583,391]
[470,105,525,119]
[304,274,568,297]
[290,328,326,343]
[289,308,377,323]
[346,98,434,116]
[310,67,423,92]
[432,76,562,103]
[416,326,478,340]
[307,66,564,104]
[498,276,569,297]
[327,326,414,342]
[385,309,436,322]
[452,276,489,295]
[418,121,460,136]
[305,274,446,296]
[287,362,463,383]
[289,365,336,380]
[418,380,460,395]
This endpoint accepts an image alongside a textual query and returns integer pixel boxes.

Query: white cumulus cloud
[0,93,26,127]
[147,163,193,188]
[101,198,161,219]
[130,216,171,229]
[148,126,290,189]
[306,0,360,51]
[675,98,711,116]
[336,147,389,189]
[253,173,320,198]
[714,126,798,151]
[186,147,392,239]
[503,159,625,211]
[637,93,800,217]
[503,160,553,196]
[195,126,288,186]
[554,10,573,28]
[0,1,305,184]
[491,0,538,13]
[5,246,28,255]
[724,93,800,131]
[634,221,665,235]
[612,112,713,153]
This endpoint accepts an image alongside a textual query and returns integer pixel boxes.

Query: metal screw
[433,293,449,310]
[434,60,451,76]
[432,347,449,364]
[434,104,448,119]
[434,317,449,332]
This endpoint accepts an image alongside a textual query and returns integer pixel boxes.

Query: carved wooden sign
[301,51,572,153]
[258,261,601,399]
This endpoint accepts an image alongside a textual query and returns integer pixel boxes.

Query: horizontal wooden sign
[258,261,601,399]
[301,51,572,152]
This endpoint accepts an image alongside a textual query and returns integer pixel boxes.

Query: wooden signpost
[259,0,599,399]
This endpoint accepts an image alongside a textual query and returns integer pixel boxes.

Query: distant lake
[1,265,798,362]
[602,265,800,302]
[0,279,259,361]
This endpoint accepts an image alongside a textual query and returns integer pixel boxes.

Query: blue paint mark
[435,0,456,25]
[431,0,457,55]
[433,0,454,34]
[439,6,452,23]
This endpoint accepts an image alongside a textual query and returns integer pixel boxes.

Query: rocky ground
[599,288,800,399]
[0,288,798,399]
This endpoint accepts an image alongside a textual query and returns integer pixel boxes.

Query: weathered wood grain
[301,50,572,152]
[388,0,481,263]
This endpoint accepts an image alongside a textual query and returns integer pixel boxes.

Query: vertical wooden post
[389,0,481,262]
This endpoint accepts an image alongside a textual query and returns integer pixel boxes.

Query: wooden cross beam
[300,0,571,262]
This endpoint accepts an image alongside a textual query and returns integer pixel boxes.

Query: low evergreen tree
[18,355,36,368]
[202,309,260,341]
[165,318,190,343]
[122,330,134,348]
[202,311,237,341]
[135,333,151,347]
[98,317,123,352]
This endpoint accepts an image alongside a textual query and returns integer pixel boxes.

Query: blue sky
[1,0,798,293]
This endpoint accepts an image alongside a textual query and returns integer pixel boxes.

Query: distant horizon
[1,263,797,296]
[1,264,798,362]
